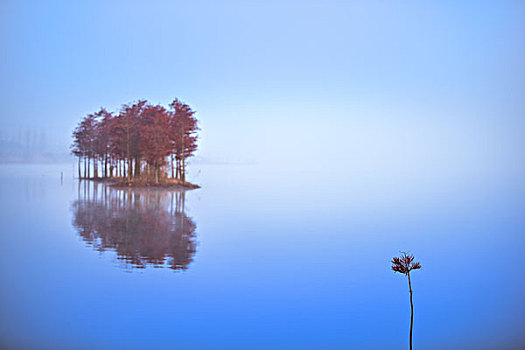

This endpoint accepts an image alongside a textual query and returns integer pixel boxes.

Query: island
[71,98,200,189]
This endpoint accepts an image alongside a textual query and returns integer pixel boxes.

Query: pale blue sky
[1,0,524,177]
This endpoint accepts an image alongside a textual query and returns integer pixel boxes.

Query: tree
[71,124,84,179]
[118,100,147,182]
[93,108,113,178]
[391,252,422,350]
[108,113,128,177]
[71,114,97,178]
[168,99,198,183]
[139,104,171,184]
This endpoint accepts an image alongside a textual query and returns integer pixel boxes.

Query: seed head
[391,252,421,275]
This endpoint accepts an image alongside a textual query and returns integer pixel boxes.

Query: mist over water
[0,161,524,349]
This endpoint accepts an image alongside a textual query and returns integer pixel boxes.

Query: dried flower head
[391,252,421,275]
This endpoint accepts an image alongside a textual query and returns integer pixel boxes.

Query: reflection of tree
[72,181,197,270]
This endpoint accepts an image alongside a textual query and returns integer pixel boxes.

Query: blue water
[0,163,524,349]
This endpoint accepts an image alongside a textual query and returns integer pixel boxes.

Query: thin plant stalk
[408,272,413,350]
[391,252,421,350]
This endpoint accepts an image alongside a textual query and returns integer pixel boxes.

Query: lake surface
[0,162,524,349]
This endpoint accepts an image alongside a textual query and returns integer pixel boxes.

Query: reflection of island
[72,181,197,270]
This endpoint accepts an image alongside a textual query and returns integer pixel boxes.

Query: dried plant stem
[408,272,414,350]
[391,252,421,350]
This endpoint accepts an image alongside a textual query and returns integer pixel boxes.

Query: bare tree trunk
[134,156,141,178]
[180,139,185,183]
[408,273,414,350]
[171,155,174,179]
[124,115,131,182]
[182,156,186,183]
[104,154,108,178]
[127,158,132,183]
[78,157,81,179]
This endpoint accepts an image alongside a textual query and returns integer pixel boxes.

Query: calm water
[0,163,524,349]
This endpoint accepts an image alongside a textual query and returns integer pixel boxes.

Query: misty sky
[1,0,524,181]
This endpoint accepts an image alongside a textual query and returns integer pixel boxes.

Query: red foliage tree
[139,104,171,184]
[168,99,199,183]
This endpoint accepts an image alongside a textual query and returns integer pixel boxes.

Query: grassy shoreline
[81,177,200,190]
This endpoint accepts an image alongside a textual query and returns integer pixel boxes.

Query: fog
[1,1,524,171]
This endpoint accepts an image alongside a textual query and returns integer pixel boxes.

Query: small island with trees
[71,98,199,189]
